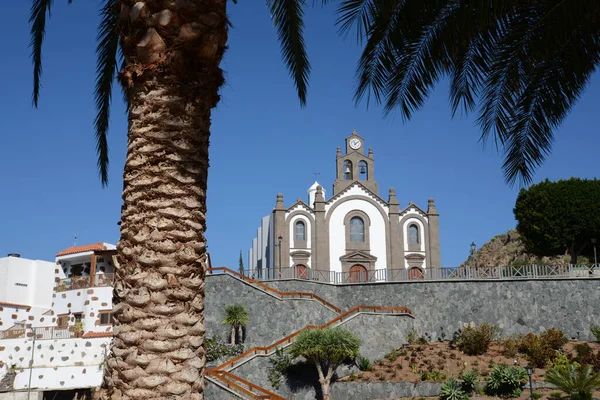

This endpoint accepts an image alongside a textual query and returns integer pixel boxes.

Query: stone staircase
[204,268,415,399]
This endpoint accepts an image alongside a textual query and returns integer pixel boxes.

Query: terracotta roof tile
[82,331,113,338]
[56,243,107,257]
[0,302,30,309]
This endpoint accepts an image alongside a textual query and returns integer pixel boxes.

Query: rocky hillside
[465,229,589,267]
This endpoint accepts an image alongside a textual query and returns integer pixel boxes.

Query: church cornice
[339,250,378,262]
[399,202,428,218]
[325,181,388,208]
[286,199,313,213]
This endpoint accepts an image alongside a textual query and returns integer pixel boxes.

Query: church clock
[349,138,361,150]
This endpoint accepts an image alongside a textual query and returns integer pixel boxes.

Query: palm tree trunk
[98,1,228,399]
[231,325,236,345]
[237,325,243,344]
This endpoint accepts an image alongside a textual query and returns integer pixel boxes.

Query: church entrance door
[408,267,424,280]
[349,264,368,283]
[295,264,308,279]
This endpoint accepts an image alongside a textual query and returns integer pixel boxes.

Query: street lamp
[591,238,597,268]
[525,365,534,400]
[470,242,476,258]
[277,236,283,278]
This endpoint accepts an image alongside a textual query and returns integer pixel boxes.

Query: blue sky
[1,2,598,268]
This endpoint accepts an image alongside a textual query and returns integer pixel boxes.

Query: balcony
[0,326,77,340]
[55,273,114,292]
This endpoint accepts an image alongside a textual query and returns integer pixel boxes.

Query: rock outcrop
[465,229,590,267]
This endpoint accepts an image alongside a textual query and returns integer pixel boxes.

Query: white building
[0,243,116,392]
[248,131,441,282]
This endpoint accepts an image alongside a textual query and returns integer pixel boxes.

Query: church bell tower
[333,130,378,196]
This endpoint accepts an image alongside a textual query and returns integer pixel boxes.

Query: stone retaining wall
[228,313,414,399]
[205,275,337,349]
[263,278,600,340]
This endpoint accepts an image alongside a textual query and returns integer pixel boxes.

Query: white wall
[402,215,428,269]
[261,216,270,268]
[328,198,388,273]
[1,336,111,390]
[52,286,113,334]
[0,257,56,309]
[289,215,312,250]
[13,365,104,390]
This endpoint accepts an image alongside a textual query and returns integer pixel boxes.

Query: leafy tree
[221,304,249,345]
[26,1,426,398]
[351,1,600,186]
[545,365,600,400]
[289,328,360,400]
[239,250,244,275]
[514,178,600,264]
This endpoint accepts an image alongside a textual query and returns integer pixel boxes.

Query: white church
[248,131,441,283]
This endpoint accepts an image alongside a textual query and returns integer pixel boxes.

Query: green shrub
[407,328,419,345]
[421,370,446,381]
[356,356,372,371]
[268,348,292,389]
[205,337,244,362]
[519,331,563,368]
[502,338,520,357]
[571,343,600,371]
[545,364,600,400]
[385,350,399,361]
[485,364,528,398]
[454,323,497,356]
[541,329,568,350]
[460,368,479,394]
[440,378,469,400]
[531,392,542,400]
[591,325,600,342]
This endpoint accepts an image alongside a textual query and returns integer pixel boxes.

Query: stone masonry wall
[228,313,415,400]
[205,275,337,349]
[264,278,600,340]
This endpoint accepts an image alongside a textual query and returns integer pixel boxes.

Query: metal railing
[55,273,114,291]
[240,264,600,284]
[0,326,76,340]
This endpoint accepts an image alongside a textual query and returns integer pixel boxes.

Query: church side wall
[257,278,600,340]
[328,199,387,272]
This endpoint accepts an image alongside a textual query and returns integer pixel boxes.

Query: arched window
[350,217,364,242]
[295,221,306,241]
[358,160,368,180]
[408,224,419,245]
[343,160,353,180]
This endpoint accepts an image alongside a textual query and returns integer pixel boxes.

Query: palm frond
[94,0,120,186]
[267,0,310,106]
[336,0,374,42]
[381,1,459,120]
[352,0,403,107]
[501,7,600,186]
[29,0,53,107]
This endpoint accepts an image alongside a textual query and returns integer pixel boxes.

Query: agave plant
[545,364,600,400]
[485,364,528,398]
[440,378,469,400]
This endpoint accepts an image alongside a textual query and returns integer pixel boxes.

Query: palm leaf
[29,0,53,107]
[94,0,120,186]
[267,0,311,106]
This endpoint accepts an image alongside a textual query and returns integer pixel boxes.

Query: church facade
[248,131,441,281]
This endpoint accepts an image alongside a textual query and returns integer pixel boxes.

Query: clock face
[349,138,361,150]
